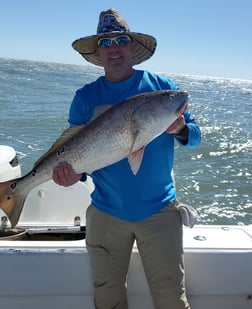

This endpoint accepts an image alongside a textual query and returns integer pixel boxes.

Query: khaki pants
[86,202,190,309]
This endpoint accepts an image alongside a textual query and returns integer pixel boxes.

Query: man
[53,8,201,309]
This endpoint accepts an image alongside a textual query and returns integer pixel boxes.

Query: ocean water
[0,58,251,225]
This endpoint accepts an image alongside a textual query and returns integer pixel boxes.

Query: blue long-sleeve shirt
[69,70,201,221]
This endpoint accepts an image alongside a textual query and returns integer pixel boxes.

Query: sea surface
[0,58,251,225]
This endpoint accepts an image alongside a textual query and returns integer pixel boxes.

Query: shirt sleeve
[68,89,93,127]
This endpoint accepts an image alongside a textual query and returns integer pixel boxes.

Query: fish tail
[0,180,26,227]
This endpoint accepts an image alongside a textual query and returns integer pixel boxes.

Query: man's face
[95,34,135,72]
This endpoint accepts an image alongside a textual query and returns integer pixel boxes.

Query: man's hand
[52,162,82,187]
[166,115,186,135]
[166,115,189,144]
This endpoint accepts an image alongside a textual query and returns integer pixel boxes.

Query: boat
[0,145,251,309]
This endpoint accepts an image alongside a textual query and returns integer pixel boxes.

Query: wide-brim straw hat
[72,8,157,66]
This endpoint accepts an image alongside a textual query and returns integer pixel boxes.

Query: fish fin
[33,104,113,169]
[33,125,86,169]
[127,130,144,175]
[0,179,26,227]
[128,147,145,175]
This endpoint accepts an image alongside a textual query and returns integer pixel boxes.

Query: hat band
[97,14,129,34]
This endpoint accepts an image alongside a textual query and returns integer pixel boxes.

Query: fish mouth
[166,97,189,132]
[176,96,189,116]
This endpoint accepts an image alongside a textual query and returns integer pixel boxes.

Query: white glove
[177,203,198,228]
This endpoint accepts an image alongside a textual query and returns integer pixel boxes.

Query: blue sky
[1,0,251,79]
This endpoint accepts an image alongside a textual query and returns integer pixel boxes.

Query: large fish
[0,90,188,226]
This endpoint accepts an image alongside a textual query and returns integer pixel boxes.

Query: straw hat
[72,8,157,66]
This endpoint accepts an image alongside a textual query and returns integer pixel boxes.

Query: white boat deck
[0,180,251,309]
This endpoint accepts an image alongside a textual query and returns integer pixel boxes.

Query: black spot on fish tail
[56,147,65,156]
[11,182,17,189]
[32,169,38,177]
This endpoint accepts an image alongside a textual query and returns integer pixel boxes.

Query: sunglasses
[97,35,132,48]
